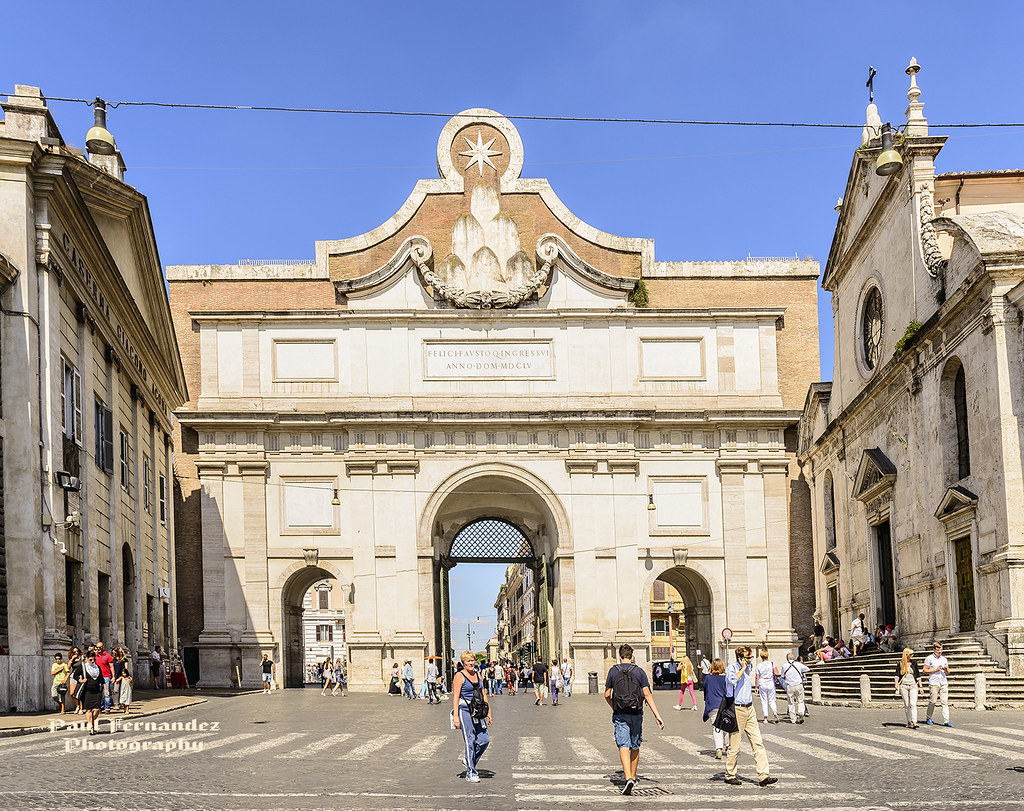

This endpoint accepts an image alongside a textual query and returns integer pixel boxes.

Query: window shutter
[61,358,69,438]
[73,369,83,446]
[102,407,114,474]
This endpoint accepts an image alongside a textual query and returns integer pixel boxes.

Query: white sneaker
[674,705,683,710]
[466,774,480,783]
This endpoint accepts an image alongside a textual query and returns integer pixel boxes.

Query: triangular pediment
[819,550,841,574]
[853,447,897,502]
[934,485,978,521]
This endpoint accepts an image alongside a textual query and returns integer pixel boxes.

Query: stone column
[195,461,233,686]
[566,464,606,686]
[238,460,274,686]
[387,462,426,673]
[718,459,751,640]
[344,465,382,691]
[761,458,796,650]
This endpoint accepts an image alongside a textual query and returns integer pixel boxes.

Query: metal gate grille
[449,518,534,563]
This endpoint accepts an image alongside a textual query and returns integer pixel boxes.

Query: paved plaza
[4,687,1023,810]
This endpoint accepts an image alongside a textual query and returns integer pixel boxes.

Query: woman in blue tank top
[451,650,491,782]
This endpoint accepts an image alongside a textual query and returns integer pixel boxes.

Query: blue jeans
[458,704,489,777]
[102,676,113,710]
[403,678,415,698]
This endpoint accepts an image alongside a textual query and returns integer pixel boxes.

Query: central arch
[422,464,569,681]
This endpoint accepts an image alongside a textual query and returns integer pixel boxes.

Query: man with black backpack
[604,644,665,796]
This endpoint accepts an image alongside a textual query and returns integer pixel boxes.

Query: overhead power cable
[10,94,1024,130]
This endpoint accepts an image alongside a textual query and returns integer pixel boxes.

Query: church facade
[168,110,820,690]
[798,63,1024,675]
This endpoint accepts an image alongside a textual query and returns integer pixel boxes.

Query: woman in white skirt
[754,649,780,723]
[894,648,921,728]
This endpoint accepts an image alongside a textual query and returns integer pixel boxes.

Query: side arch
[640,561,720,664]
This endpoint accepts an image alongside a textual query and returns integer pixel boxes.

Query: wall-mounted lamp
[875,123,903,176]
[54,471,81,491]
[647,494,656,511]
[331,488,340,506]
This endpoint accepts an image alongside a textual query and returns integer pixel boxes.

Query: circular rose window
[861,287,884,371]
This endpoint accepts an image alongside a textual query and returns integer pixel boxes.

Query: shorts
[262,672,273,685]
[612,713,643,750]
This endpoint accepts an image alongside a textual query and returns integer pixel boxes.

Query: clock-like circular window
[861,287,884,371]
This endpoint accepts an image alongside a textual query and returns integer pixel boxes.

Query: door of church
[876,521,896,627]
[953,536,976,632]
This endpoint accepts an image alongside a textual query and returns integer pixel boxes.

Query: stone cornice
[187,306,787,324]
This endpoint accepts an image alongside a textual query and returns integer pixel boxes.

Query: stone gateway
[168,109,820,691]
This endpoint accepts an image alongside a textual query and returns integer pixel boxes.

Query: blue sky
[7,1,1022,645]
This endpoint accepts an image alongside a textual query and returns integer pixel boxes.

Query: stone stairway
[807,635,1024,708]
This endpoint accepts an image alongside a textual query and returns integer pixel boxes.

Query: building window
[98,573,111,636]
[158,475,167,524]
[652,581,665,601]
[861,286,884,371]
[119,431,131,492]
[651,619,670,635]
[95,401,114,474]
[143,454,152,512]
[823,470,837,551]
[318,589,330,610]
[954,365,970,479]
[61,357,82,445]
[316,624,334,642]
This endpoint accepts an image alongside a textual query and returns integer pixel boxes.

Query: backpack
[468,676,489,720]
[610,664,644,713]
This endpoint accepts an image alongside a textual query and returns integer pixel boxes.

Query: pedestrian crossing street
[1,721,1021,772]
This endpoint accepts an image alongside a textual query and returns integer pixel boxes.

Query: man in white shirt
[923,641,952,726]
[560,657,573,697]
[781,653,810,724]
[493,662,504,695]
[698,651,711,685]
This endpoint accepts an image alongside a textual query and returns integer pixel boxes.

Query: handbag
[713,694,739,733]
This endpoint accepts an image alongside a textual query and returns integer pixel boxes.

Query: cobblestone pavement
[5,686,1023,810]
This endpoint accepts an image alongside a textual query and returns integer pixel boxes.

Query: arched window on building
[954,365,970,479]
[823,470,837,551]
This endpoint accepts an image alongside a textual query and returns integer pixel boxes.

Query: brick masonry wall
[644,276,821,412]
[169,279,341,641]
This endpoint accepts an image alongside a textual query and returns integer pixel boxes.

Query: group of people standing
[50,643,135,734]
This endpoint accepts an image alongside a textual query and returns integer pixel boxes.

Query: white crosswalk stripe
[515,790,867,803]
[898,728,1021,759]
[761,732,846,761]
[660,734,703,757]
[566,736,603,762]
[803,731,920,759]
[344,733,400,759]
[162,732,258,758]
[639,743,670,763]
[518,736,545,761]
[0,736,72,756]
[404,734,447,760]
[275,732,353,759]
[943,726,1024,755]
[981,725,1024,741]
[844,730,979,760]
[217,732,307,758]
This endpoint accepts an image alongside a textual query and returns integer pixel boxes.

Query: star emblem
[459,130,502,176]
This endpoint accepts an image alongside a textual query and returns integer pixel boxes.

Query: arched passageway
[281,566,339,688]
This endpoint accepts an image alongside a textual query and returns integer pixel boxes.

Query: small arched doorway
[648,566,713,669]
[121,543,137,652]
[281,566,340,688]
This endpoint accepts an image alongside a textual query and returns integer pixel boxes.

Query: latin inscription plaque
[423,340,555,380]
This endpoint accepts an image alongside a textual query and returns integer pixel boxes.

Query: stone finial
[835,198,844,212]
[906,57,921,102]
[862,102,882,146]
[905,57,928,137]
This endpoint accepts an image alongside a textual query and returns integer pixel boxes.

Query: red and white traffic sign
[721,627,733,641]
